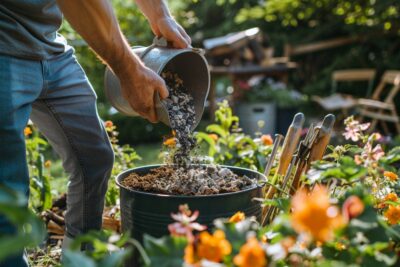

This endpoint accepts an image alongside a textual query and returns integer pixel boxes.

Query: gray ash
[122,165,256,195]
[161,71,196,167]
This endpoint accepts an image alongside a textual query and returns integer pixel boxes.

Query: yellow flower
[384,205,400,225]
[233,237,267,267]
[229,211,245,223]
[290,185,345,242]
[163,137,176,148]
[197,230,232,262]
[260,135,273,146]
[384,171,398,182]
[44,160,51,168]
[24,127,32,137]
[208,134,218,142]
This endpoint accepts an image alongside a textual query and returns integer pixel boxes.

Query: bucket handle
[140,36,204,60]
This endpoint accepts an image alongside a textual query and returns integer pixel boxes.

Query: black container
[116,164,266,242]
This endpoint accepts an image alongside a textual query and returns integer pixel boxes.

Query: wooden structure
[204,28,297,117]
[358,70,400,134]
[331,69,376,96]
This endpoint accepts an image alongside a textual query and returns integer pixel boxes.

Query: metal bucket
[104,37,210,130]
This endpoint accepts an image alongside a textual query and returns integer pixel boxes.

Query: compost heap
[122,71,257,195]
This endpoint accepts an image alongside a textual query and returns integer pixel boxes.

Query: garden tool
[290,114,335,195]
[264,113,305,200]
[263,134,284,179]
[104,36,210,130]
[261,114,304,225]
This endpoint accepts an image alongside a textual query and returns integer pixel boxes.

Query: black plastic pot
[116,164,266,242]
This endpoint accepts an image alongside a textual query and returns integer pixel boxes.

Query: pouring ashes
[121,71,258,195]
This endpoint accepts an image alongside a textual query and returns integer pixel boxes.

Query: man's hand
[150,17,191,48]
[116,55,169,123]
[135,0,191,48]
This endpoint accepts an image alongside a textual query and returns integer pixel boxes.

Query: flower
[261,134,273,146]
[385,193,398,202]
[233,237,267,267]
[44,160,51,168]
[208,134,219,142]
[184,244,196,264]
[378,193,398,209]
[384,205,400,225]
[163,137,176,147]
[229,211,245,223]
[342,196,364,221]
[104,120,113,128]
[343,116,370,142]
[197,230,232,262]
[24,127,32,136]
[168,205,206,242]
[290,186,345,242]
[384,171,398,182]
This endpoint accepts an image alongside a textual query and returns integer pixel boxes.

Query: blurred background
[60,0,400,163]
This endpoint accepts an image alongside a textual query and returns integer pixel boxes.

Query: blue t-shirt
[0,0,68,59]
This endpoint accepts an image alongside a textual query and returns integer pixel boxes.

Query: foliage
[104,121,141,206]
[62,230,142,267]
[139,115,400,266]
[238,78,305,108]
[195,100,273,172]
[0,186,45,262]
[25,125,53,212]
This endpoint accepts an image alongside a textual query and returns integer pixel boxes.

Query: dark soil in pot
[117,164,265,243]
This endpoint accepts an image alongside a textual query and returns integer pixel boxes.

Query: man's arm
[135,0,191,48]
[56,0,178,122]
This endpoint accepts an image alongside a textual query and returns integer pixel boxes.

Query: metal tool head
[292,112,305,129]
[319,114,336,135]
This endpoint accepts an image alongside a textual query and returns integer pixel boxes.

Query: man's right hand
[116,54,169,123]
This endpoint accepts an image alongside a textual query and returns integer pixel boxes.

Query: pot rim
[115,164,266,199]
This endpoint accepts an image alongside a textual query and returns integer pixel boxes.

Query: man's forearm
[57,0,141,73]
[135,0,170,25]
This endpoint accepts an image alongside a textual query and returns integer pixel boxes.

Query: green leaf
[206,124,227,137]
[98,249,132,267]
[143,235,187,267]
[62,250,96,267]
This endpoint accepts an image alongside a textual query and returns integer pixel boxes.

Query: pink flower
[343,116,370,142]
[168,204,206,242]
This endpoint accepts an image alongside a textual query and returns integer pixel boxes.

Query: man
[0,0,191,266]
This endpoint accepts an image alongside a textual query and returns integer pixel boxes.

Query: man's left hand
[149,16,191,49]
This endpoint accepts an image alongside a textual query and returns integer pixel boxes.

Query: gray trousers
[0,49,114,266]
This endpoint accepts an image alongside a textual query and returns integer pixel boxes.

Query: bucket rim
[116,164,266,199]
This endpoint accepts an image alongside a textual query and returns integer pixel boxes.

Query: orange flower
[229,211,245,223]
[377,193,398,209]
[290,186,345,242]
[384,171,398,182]
[44,160,51,168]
[384,205,400,225]
[385,193,398,202]
[233,237,267,267]
[104,120,113,128]
[260,135,273,146]
[208,134,218,142]
[197,230,232,262]
[24,127,32,136]
[163,137,176,147]
[342,196,364,220]
[184,244,196,264]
